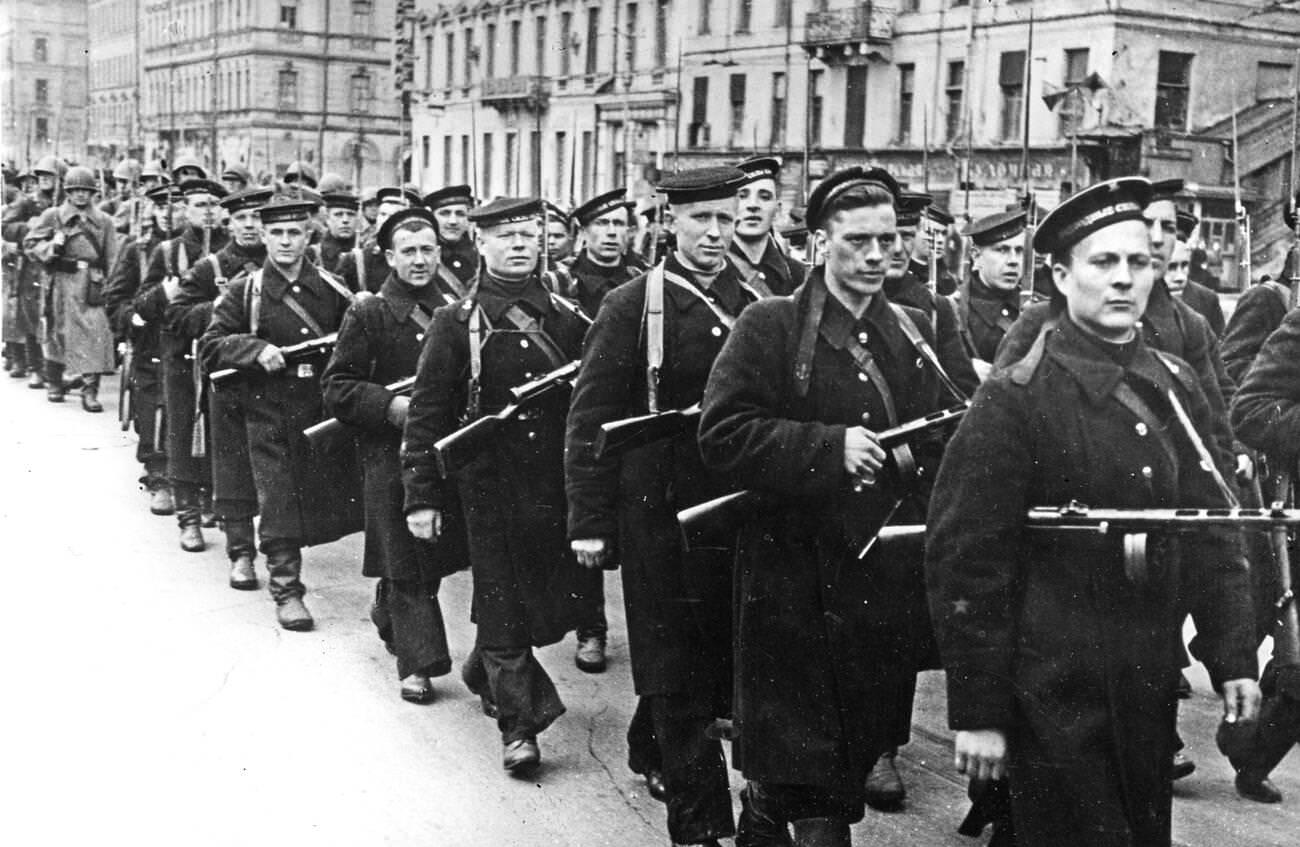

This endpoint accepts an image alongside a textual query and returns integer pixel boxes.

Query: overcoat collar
[1045,316,1178,407]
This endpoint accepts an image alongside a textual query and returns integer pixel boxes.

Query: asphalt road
[1,371,1296,846]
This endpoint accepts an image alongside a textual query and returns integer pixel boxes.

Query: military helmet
[140,160,169,182]
[221,163,252,186]
[316,172,348,194]
[112,158,142,182]
[170,154,207,182]
[63,166,99,191]
[33,155,67,178]
[282,161,318,188]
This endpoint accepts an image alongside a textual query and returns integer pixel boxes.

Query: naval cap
[1175,209,1199,242]
[221,186,273,214]
[657,167,747,206]
[964,209,1026,248]
[322,191,360,211]
[805,166,901,231]
[572,188,632,227]
[544,201,571,227]
[735,156,782,186]
[377,185,423,208]
[423,184,475,210]
[257,191,320,224]
[179,178,228,199]
[468,196,543,228]
[1032,177,1153,255]
[1148,178,1185,204]
[376,206,439,252]
[896,192,933,228]
[145,184,184,204]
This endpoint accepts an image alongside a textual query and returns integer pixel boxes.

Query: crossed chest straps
[464,297,569,420]
[349,245,470,303]
[243,266,356,338]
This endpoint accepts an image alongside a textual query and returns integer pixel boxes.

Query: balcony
[481,76,549,112]
[804,4,896,63]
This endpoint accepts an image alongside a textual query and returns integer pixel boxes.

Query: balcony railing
[805,5,896,56]
[481,75,550,111]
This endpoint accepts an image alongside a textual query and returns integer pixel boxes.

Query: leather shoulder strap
[317,268,356,304]
[644,262,665,413]
[889,303,968,402]
[246,269,263,336]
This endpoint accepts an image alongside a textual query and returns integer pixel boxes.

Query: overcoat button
[857,332,869,344]
[416,333,424,342]
[1141,466,1153,479]
[711,326,723,337]
[520,339,530,348]
[1135,422,1148,436]
[857,372,868,382]
[300,327,310,335]
[292,285,301,293]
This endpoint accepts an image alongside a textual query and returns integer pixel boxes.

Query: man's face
[223,177,247,195]
[386,225,440,288]
[434,203,469,241]
[185,193,220,229]
[546,218,572,256]
[140,176,162,193]
[263,220,310,268]
[376,199,406,230]
[37,174,55,192]
[477,219,539,279]
[115,178,133,200]
[735,178,779,241]
[822,203,896,298]
[1165,241,1191,295]
[20,178,37,196]
[229,208,261,247]
[66,188,94,209]
[326,206,357,239]
[584,207,629,263]
[886,224,917,281]
[1055,219,1154,342]
[175,167,203,183]
[1143,199,1178,271]
[669,197,737,268]
[973,236,1024,292]
[361,201,379,223]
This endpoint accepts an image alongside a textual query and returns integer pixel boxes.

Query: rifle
[208,332,339,386]
[594,402,701,460]
[190,340,207,457]
[433,360,580,478]
[118,340,134,431]
[678,404,969,551]
[1263,470,1300,675]
[304,374,418,453]
[1024,501,1300,533]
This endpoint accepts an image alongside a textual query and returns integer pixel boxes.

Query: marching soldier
[103,183,176,515]
[557,188,643,319]
[137,178,229,551]
[544,202,574,269]
[423,184,478,287]
[30,165,118,410]
[1220,191,1300,384]
[167,186,272,590]
[337,186,419,294]
[314,188,360,273]
[171,155,207,185]
[728,156,805,297]
[282,161,318,190]
[220,164,252,196]
[32,156,66,209]
[567,167,757,845]
[3,222,49,388]
[927,177,1259,846]
[199,192,362,631]
[322,206,470,702]
[403,197,589,774]
[99,158,139,220]
[954,209,1027,378]
[1169,210,1225,336]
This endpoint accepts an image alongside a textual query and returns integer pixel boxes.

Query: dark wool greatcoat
[335,240,389,294]
[438,233,479,286]
[4,242,45,344]
[402,272,589,649]
[926,318,1257,847]
[558,251,644,318]
[884,270,981,398]
[1179,279,1225,338]
[32,201,119,373]
[321,273,470,582]
[954,272,1021,364]
[566,254,756,700]
[727,236,807,297]
[1220,279,1291,386]
[696,271,950,789]
[1232,304,1300,463]
[199,259,362,546]
[313,233,355,274]
[103,230,168,468]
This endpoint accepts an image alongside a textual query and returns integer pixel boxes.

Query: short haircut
[392,218,436,239]
[821,183,895,233]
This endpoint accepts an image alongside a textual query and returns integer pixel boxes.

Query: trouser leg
[262,538,306,603]
[224,516,256,562]
[789,818,851,847]
[388,578,452,679]
[737,782,794,847]
[651,692,736,844]
[25,335,42,371]
[173,480,203,528]
[371,578,395,649]
[627,694,663,775]
[45,360,65,399]
[478,645,566,744]
[575,567,608,639]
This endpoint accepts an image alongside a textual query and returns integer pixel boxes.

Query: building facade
[1,0,89,169]
[139,0,405,187]
[87,0,143,165]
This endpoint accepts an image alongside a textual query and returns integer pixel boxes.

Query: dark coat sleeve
[134,242,172,324]
[321,298,397,434]
[165,258,217,340]
[198,276,268,373]
[991,300,1051,369]
[563,282,644,541]
[401,305,467,514]
[102,238,142,337]
[1230,306,1300,462]
[698,299,847,498]
[934,294,980,398]
[1220,284,1287,387]
[1177,305,1238,458]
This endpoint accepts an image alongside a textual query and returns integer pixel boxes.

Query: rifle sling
[436,262,467,299]
[281,292,327,339]
[797,279,899,427]
[889,302,968,403]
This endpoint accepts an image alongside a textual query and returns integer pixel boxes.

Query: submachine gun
[594,403,702,460]
[303,375,418,453]
[208,333,339,387]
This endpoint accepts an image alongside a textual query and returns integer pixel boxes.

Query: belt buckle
[76,260,89,270]
[295,363,315,379]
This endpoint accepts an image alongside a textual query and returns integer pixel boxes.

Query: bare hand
[1221,678,1262,725]
[571,538,610,570]
[162,276,182,302]
[407,508,443,540]
[1236,453,1254,482]
[954,729,1008,782]
[256,344,286,373]
[972,358,993,382]
[386,395,411,428]
[844,425,886,489]
[131,312,147,328]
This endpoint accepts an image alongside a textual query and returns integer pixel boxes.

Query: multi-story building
[87,0,144,165]
[413,0,1300,285]
[1,0,89,169]
[139,0,406,186]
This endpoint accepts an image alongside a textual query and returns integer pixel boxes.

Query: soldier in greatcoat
[696,167,955,846]
[167,186,272,590]
[727,157,806,297]
[336,186,418,294]
[199,193,362,631]
[1170,211,1225,337]
[322,207,470,702]
[313,189,359,273]
[402,197,589,774]
[3,218,47,387]
[556,188,644,320]
[1220,193,1300,384]
[423,184,479,287]
[927,178,1260,846]
[567,167,759,846]
[953,209,1027,379]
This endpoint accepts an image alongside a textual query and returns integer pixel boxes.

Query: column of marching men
[5,151,1300,847]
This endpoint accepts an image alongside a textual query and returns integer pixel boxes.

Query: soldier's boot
[864,749,906,811]
[1234,696,1300,803]
[574,630,607,673]
[25,337,43,388]
[225,518,258,591]
[45,361,65,402]
[370,578,396,654]
[736,782,793,847]
[148,484,176,516]
[8,344,27,379]
[175,484,206,552]
[789,817,850,847]
[80,374,103,413]
[199,490,217,528]
[266,543,313,631]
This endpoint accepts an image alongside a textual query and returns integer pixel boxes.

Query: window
[445,33,455,88]
[1155,51,1193,131]
[809,69,824,147]
[34,78,48,104]
[560,12,572,76]
[581,130,594,198]
[626,4,638,72]
[899,0,920,11]
[505,132,518,195]
[510,20,521,77]
[770,72,787,147]
[654,1,668,67]
[945,60,964,142]
[424,35,433,90]
[845,67,868,147]
[421,135,430,171]
[1060,48,1089,136]
[585,8,600,76]
[482,133,494,198]
[999,51,1025,141]
[34,38,47,63]
[898,64,915,144]
[530,130,541,196]
[443,136,454,184]
[737,0,753,32]
[1257,61,1293,101]
[464,28,475,86]
[279,3,297,30]
[536,17,547,76]
[485,24,496,77]
[277,65,298,110]
[461,135,470,183]
[775,0,792,28]
[349,69,372,114]
[555,131,568,202]
[690,76,710,147]
[729,74,747,147]
[699,0,712,36]
[35,116,48,142]
[352,0,373,35]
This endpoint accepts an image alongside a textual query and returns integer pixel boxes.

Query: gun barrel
[509,360,579,402]
[877,404,968,446]
[433,415,499,478]
[595,403,702,460]
[1026,505,1300,531]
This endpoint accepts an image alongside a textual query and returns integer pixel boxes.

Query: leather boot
[80,374,103,413]
[199,490,217,528]
[175,484,206,552]
[149,484,176,516]
[266,543,313,631]
[737,782,793,847]
[27,369,45,389]
[1234,694,1300,803]
[865,749,906,811]
[25,338,43,387]
[225,518,257,589]
[45,362,65,402]
[790,817,851,847]
[8,345,26,379]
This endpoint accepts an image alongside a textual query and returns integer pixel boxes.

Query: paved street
[1,371,1297,847]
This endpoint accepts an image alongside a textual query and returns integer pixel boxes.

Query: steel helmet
[283,161,318,188]
[112,158,142,182]
[316,172,349,194]
[171,154,207,182]
[64,166,99,190]
[33,155,67,178]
